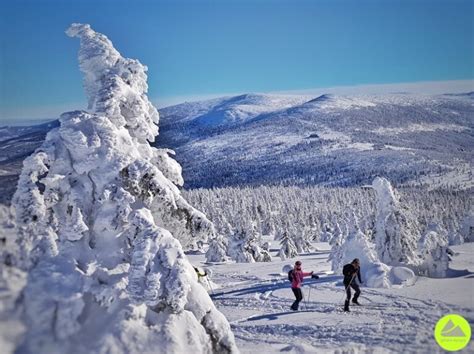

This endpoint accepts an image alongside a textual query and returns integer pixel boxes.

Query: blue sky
[0,0,473,122]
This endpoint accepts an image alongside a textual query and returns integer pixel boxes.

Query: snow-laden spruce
[330,212,391,288]
[417,224,450,278]
[460,205,474,242]
[12,23,237,354]
[227,223,271,263]
[372,177,420,266]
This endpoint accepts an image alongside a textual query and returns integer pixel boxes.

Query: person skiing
[342,258,363,312]
[289,260,314,311]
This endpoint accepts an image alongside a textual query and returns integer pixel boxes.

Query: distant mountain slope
[156,93,473,189]
[0,120,58,204]
[0,92,473,204]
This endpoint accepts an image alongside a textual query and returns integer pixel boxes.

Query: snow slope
[188,241,474,353]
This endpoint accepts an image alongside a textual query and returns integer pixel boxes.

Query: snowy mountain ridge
[157,91,473,189]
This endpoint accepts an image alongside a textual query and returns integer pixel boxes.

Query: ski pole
[307,286,312,311]
[206,277,214,295]
[302,289,307,311]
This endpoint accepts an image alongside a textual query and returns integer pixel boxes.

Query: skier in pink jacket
[289,260,313,311]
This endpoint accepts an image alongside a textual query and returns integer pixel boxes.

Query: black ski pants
[345,281,360,302]
[291,287,303,310]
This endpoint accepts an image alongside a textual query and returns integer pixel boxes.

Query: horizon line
[1,78,473,124]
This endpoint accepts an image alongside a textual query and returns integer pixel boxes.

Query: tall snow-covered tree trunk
[12,24,237,354]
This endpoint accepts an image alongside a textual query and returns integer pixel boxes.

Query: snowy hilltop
[7,23,237,354]
[157,92,473,189]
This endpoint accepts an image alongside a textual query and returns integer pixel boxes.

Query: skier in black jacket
[342,258,363,312]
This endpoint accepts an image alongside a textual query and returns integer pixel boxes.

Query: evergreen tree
[372,177,420,266]
[11,24,237,354]
[278,230,298,260]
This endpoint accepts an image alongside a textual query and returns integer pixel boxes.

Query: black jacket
[342,263,362,284]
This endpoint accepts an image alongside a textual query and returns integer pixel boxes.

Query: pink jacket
[291,269,312,288]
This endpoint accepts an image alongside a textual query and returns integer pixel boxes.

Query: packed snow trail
[188,242,474,353]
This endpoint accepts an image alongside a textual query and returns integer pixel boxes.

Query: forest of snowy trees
[185,182,473,279]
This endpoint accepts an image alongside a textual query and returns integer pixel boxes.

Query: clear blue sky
[0,0,473,122]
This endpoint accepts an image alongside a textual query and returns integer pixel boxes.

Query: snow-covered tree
[205,234,229,262]
[332,214,391,288]
[247,224,272,262]
[278,230,298,260]
[417,224,450,278]
[292,227,310,254]
[372,177,420,266]
[460,206,474,242]
[228,226,254,263]
[227,224,270,263]
[11,24,237,354]
[446,220,463,246]
[320,223,333,242]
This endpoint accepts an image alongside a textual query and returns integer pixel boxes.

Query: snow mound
[341,230,391,288]
[389,266,416,286]
[10,23,237,354]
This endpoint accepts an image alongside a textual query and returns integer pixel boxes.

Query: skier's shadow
[247,310,314,321]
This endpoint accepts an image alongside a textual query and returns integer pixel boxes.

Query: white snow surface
[4,23,237,354]
[186,240,474,353]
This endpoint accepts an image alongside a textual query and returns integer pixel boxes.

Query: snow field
[188,242,474,353]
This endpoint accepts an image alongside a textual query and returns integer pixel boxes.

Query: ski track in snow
[189,243,474,353]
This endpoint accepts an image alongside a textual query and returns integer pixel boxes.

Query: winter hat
[295,261,302,266]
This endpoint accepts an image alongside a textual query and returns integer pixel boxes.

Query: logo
[434,314,471,351]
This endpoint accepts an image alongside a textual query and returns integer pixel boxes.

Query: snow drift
[11,23,237,354]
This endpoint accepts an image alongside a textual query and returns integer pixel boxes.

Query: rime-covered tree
[418,225,450,278]
[279,230,298,260]
[294,226,313,254]
[227,226,253,263]
[227,224,270,263]
[447,220,463,246]
[320,223,333,242]
[332,214,391,288]
[460,206,474,242]
[11,24,237,354]
[247,224,272,262]
[372,177,420,266]
[206,234,229,262]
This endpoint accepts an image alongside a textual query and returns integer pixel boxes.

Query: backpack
[288,269,294,282]
[342,264,352,277]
